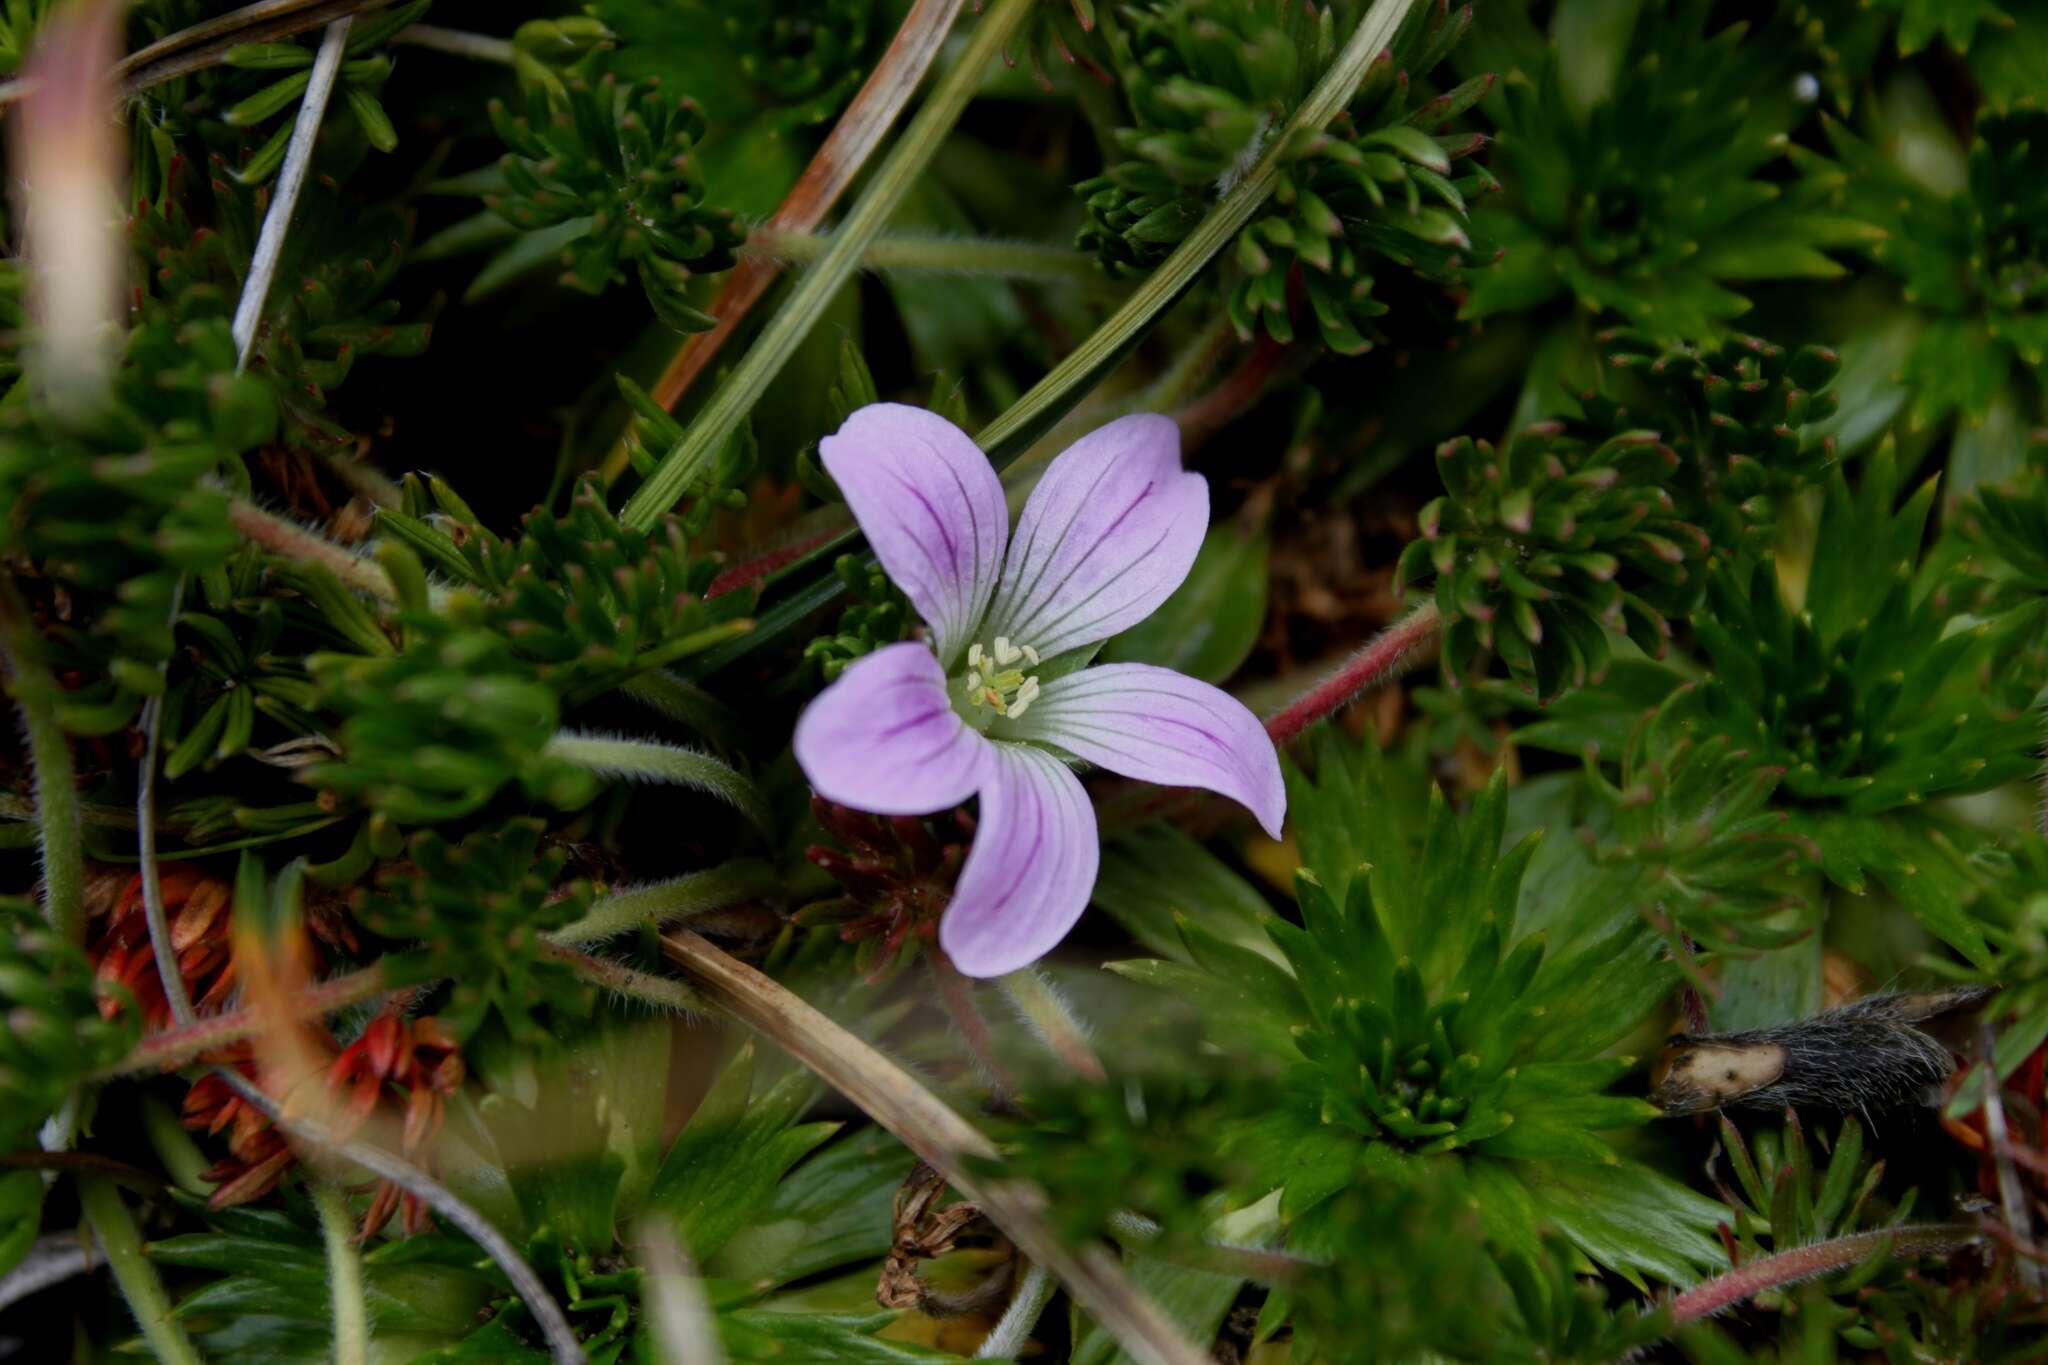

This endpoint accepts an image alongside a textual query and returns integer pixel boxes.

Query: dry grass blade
[599,0,969,483]
[661,929,1210,1365]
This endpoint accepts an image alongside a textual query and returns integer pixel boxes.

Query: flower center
[962,637,1042,719]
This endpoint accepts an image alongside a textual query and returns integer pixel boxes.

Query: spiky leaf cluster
[305,584,601,825]
[0,901,136,1152]
[1466,3,1863,337]
[1401,329,1843,699]
[1401,422,1708,699]
[1693,453,2041,815]
[721,0,874,124]
[485,46,744,332]
[0,315,272,733]
[204,2,430,179]
[1578,686,1821,953]
[1951,456,2048,614]
[1828,105,2048,428]
[134,159,430,448]
[801,555,913,682]
[1119,733,1721,1282]
[376,474,750,705]
[363,818,595,1042]
[1077,0,1494,353]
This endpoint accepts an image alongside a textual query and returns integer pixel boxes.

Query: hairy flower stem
[0,579,85,942]
[313,1184,370,1364]
[139,581,195,1029]
[1172,335,1296,451]
[619,0,1029,529]
[210,1067,586,1365]
[543,732,772,836]
[1669,1224,1981,1324]
[1001,969,1107,1084]
[544,862,778,946]
[976,1261,1056,1360]
[601,0,971,485]
[77,1176,203,1365]
[930,950,1019,1097]
[661,929,1210,1365]
[550,946,708,1015]
[1263,602,1443,746]
[747,228,1124,295]
[227,497,398,601]
[100,963,388,1077]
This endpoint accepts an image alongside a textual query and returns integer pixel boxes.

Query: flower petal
[1005,663,1285,838]
[939,743,1099,977]
[982,414,1206,661]
[793,642,992,815]
[820,403,1008,669]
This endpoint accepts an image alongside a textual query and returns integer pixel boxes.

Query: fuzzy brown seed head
[1649,1040,1789,1115]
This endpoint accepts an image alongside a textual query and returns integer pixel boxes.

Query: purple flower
[794,404,1285,978]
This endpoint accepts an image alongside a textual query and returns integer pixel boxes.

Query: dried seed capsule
[1649,988,1993,1116]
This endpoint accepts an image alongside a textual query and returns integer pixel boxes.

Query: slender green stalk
[544,860,778,946]
[1000,968,1107,1084]
[620,0,1034,531]
[551,944,708,1015]
[617,669,746,752]
[78,1175,204,1365]
[748,227,1127,296]
[543,732,772,836]
[313,1185,371,1365]
[976,1261,1057,1360]
[0,579,85,942]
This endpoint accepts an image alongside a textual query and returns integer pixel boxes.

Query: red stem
[631,0,969,424]
[707,522,849,599]
[1263,602,1442,747]
[1669,1224,1979,1324]
[929,949,1018,1097]
[101,962,389,1077]
[1171,335,1292,451]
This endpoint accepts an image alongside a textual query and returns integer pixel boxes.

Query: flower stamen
[962,638,1042,717]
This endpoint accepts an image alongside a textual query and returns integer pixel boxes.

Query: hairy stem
[1263,602,1443,747]
[100,964,390,1077]
[548,944,708,1015]
[77,1176,203,1365]
[227,498,397,601]
[601,0,971,484]
[313,1184,371,1365]
[1000,969,1107,1084]
[0,579,85,942]
[392,23,514,63]
[976,1260,1057,1360]
[544,732,772,836]
[544,860,778,946]
[619,0,1032,530]
[1670,1225,1980,1324]
[661,929,1210,1365]
[930,950,1019,1097]
[748,228,1124,294]
[138,580,196,1028]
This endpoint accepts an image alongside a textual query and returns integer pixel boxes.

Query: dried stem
[234,18,353,370]
[620,0,1032,530]
[601,0,971,484]
[0,578,85,942]
[1263,602,1443,746]
[661,929,1210,1365]
[1669,1224,1980,1324]
[77,1176,203,1365]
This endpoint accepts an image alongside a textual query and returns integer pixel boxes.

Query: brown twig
[661,929,1209,1365]
[599,0,970,484]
